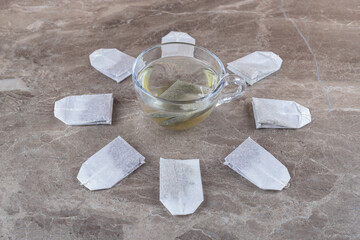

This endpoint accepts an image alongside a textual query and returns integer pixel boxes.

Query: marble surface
[0,0,359,239]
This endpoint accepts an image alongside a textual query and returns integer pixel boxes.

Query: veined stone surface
[0,0,359,239]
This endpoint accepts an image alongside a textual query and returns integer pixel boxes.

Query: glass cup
[132,42,246,130]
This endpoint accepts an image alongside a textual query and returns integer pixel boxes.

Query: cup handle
[216,74,246,106]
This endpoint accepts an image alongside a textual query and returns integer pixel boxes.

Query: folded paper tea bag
[224,137,290,191]
[252,97,311,129]
[54,93,113,125]
[146,80,212,127]
[161,31,196,57]
[159,80,209,101]
[227,51,283,85]
[77,136,145,191]
[160,158,204,215]
[89,48,135,83]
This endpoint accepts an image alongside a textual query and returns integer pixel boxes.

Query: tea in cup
[132,43,246,130]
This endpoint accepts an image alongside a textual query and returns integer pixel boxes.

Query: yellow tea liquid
[137,56,218,130]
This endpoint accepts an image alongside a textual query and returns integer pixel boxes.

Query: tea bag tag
[161,31,196,57]
[54,93,113,125]
[224,137,290,191]
[252,97,311,129]
[77,136,145,191]
[227,51,282,85]
[160,158,204,215]
[89,48,135,83]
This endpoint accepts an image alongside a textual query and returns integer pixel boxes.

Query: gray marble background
[0,0,359,239]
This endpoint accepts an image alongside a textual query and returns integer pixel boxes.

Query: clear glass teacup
[132,43,246,130]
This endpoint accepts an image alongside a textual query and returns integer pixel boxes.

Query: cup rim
[131,42,227,104]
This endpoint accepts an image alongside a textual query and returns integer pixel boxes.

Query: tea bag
[54,93,113,125]
[252,97,311,129]
[147,80,210,127]
[147,107,209,127]
[160,158,204,215]
[224,137,290,191]
[77,136,145,191]
[89,48,135,83]
[227,51,283,85]
[161,31,196,57]
[159,80,208,101]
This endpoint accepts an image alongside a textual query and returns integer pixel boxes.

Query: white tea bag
[160,158,204,215]
[252,97,311,129]
[161,31,196,57]
[89,48,135,83]
[224,137,290,191]
[159,80,209,101]
[227,51,282,85]
[148,80,212,127]
[77,136,145,191]
[54,93,113,125]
